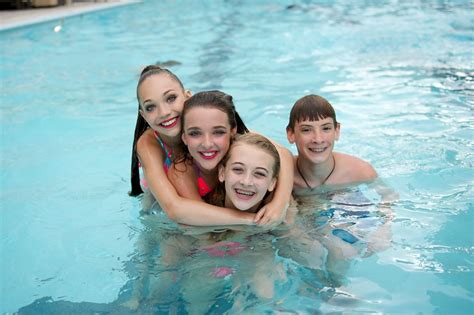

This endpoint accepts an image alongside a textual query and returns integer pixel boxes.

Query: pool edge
[0,0,141,32]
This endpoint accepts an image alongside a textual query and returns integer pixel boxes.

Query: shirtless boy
[286,94,377,195]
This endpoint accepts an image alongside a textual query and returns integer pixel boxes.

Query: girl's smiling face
[138,73,190,140]
[219,143,277,212]
[182,107,236,172]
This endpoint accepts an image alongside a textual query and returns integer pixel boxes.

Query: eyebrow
[230,162,269,173]
[186,126,201,132]
[163,89,175,96]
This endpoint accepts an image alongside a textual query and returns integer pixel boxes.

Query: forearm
[167,196,255,226]
[145,170,255,225]
[138,133,255,226]
[271,146,294,210]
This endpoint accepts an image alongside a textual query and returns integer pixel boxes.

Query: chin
[233,201,254,212]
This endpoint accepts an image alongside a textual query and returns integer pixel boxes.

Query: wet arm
[167,161,202,201]
[255,144,294,226]
[137,131,255,226]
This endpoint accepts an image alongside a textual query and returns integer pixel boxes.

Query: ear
[139,109,144,119]
[286,128,295,144]
[268,177,277,192]
[185,90,192,99]
[335,123,341,141]
[231,126,237,136]
[181,132,187,145]
[218,164,226,183]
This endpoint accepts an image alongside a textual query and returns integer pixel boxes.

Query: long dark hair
[129,65,185,196]
[174,90,249,166]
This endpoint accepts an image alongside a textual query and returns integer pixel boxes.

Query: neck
[159,134,182,149]
[297,153,335,188]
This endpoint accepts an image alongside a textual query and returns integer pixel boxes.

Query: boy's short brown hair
[286,95,338,131]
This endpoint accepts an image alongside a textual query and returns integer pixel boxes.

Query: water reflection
[18,181,394,314]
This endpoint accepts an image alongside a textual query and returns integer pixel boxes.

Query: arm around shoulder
[136,131,255,226]
[255,144,294,226]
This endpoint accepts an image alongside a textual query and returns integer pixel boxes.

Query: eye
[167,95,177,103]
[254,171,268,178]
[231,167,244,174]
[144,104,155,112]
[187,130,201,137]
[213,129,227,136]
[301,127,310,133]
[322,125,333,132]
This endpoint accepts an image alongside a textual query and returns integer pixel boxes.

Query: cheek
[218,135,232,152]
[141,111,154,124]
[184,137,198,151]
[173,99,185,113]
[255,179,271,193]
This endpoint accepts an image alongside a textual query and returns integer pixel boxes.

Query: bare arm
[167,160,203,201]
[137,130,255,226]
[137,131,254,226]
[254,144,294,226]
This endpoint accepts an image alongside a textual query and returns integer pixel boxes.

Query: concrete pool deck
[0,0,138,31]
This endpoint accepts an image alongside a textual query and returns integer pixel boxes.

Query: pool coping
[0,0,140,32]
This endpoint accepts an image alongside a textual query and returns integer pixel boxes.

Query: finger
[254,210,265,222]
[260,215,272,226]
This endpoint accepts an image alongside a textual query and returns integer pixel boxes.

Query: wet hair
[174,90,249,165]
[222,133,280,179]
[286,94,338,131]
[206,133,280,207]
[129,65,185,196]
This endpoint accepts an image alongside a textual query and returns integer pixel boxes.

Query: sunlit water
[1,0,473,314]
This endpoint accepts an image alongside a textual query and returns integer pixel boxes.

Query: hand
[254,202,288,228]
[363,222,392,257]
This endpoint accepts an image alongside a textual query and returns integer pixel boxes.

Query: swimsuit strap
[154,131,172,172]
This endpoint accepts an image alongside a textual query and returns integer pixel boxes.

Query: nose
[202,133,214,148]
[239,172,253,186]
[157,104,171,118]
[312,130,323,143]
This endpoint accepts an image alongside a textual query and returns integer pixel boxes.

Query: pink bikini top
[193,162,212,197]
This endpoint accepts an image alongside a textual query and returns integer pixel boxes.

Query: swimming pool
[1,0,473,313]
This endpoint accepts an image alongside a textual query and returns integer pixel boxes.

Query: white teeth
[161,118,176,126]
[202,152,215,157]
[235,189,255,196]
[309,148,325,153]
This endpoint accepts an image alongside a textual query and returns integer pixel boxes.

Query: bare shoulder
[136,129,166,165]
[334,152,377,182]
[137,129,159,151]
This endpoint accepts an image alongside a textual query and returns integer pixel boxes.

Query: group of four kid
[124,65,380,311]
[130,65,377,226]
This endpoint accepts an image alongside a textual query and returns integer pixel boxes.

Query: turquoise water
[1,0,473,313]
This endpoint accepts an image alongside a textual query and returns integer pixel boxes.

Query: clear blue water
[1,0,473,313]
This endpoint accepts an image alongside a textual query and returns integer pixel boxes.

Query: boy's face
[287,117,340,164]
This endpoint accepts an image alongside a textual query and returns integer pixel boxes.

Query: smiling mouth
[159,117,178,128]
[234,188,256,200]
[309,147,327,153]
[199,151,218,160]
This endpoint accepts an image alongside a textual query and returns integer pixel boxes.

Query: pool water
[1,0,473,313]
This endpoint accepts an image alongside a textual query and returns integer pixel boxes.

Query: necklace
[296,154,336,190]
